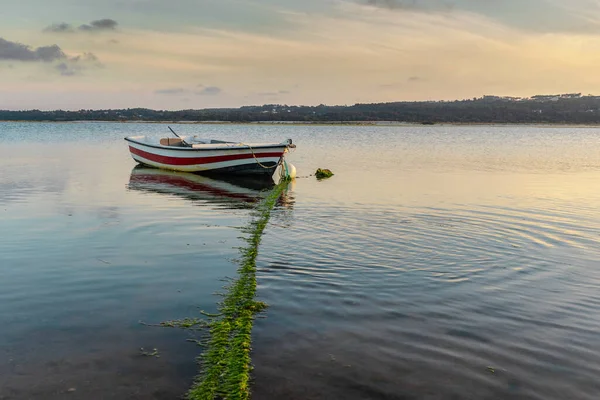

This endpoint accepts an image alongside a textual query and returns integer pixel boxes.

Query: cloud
[79,19,118,32]
[0,38,65,62]
[44,23,74,33]
[408,76,420,81]
[44,19,118,33]
[155,87,188,95]
[365,0,404,8]
[0,37,101,76]
[364,0,452,11]
[257,89,291,96]
[71,52,100,64]
[195,86,222,95]
[56,53,102,76]
[154,85,222,95]
[361,0,600,34]
[8,0,600,109]
[55,62,76,76]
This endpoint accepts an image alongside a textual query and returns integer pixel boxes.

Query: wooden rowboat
[124,131,295,176]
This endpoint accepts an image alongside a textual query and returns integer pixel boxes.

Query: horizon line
[1,92,595,113]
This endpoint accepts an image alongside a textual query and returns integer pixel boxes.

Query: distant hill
[3,93,600,124]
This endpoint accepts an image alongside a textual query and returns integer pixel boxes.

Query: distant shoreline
[2,120,600,128]
[5,94,600,125]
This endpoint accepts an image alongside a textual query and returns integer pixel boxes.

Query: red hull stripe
[129,146,283,166]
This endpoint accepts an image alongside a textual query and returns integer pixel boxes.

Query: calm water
[1,122,600,399]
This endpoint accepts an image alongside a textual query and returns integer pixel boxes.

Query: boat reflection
[127,166,276,208]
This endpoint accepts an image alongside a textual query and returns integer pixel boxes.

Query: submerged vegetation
[315,168,334,179]
[139,348,160,358]
[155,182,288,400]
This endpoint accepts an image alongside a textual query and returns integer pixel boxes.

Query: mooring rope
[238,142,287,170]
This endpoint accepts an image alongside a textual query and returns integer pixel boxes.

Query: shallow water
[1,122,600,399]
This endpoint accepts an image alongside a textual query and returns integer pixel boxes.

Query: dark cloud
[35,45,67,62]
[79,19,118,31]
[195,86,222,96]
[0,37,101,76]
[55,53,101,76]
[44,22,73,33]
[155,88,188,95]
[71,52,100,63]
[55,62,76,76]
[44,19,118,33]
[0,38,65,62]
[91,19,118,30]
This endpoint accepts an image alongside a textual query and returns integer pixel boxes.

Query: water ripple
[254,199,600,399]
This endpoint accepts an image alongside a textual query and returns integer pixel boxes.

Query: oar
[168,126,190,146]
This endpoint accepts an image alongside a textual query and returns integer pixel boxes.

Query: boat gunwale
[124,136,289,152]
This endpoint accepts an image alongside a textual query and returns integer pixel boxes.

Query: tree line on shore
[4,94,600,124]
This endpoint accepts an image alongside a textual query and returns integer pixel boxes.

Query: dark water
[2,122,600,399]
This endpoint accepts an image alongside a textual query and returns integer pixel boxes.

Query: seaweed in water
[315,168,334,179]
[154,182,288,400]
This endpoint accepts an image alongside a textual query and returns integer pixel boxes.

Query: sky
[2,0,600,110]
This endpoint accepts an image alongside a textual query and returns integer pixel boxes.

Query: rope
[238,142,286,170]
[279,157,289,181]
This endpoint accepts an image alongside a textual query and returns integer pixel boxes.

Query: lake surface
[1,122,600,399]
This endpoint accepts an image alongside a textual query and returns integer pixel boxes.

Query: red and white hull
[124,135,292,176]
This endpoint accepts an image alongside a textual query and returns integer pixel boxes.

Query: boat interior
[159,137,186,146]
[159,137,231,147]
[126,134,293,150]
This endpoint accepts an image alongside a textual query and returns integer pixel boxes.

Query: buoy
[278,159,297,181]
[285,161,297,180]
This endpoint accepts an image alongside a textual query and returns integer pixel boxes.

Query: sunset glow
[3,0,600,109]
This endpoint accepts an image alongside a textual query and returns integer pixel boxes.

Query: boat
[124,127,295,176]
